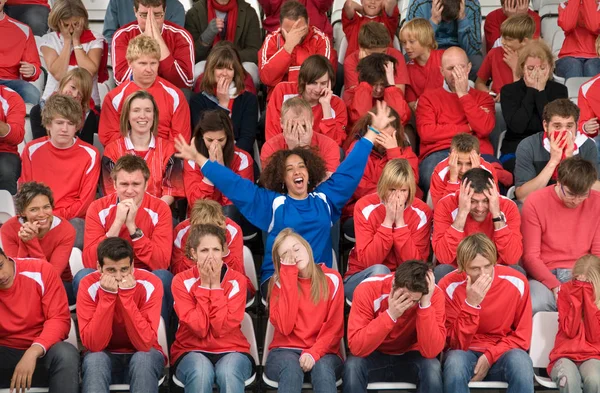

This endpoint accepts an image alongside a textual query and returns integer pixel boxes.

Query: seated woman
[344,159,432,301]
[549,254,600,392]
[39,0,107,106]
[0,181,76,304]
[265,228,344,391]
[30,67,99,145]
[190,44,258,155]
[171,224,253,393]
[102,90,183,205]
[265,54,348,146]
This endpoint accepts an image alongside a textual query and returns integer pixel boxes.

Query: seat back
[243,245,259,294]
[158,317,170,367]
[566,77,592,103]
[81,0,111,21]
[0,190,16,224]
[241,313,260,365]
[69,248,85,278]
[530,312,559,369]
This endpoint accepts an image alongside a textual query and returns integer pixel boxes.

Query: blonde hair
[400,18,438,50]
[573,255,600,307]
[280,96,314,123]
[189,199,227,229]
[516,40,554,79]
[58,67,93,109]
[200,44,246,97]
[500,14,536,42]
[269,228,329,304]
[126,35,161,63]
[377,159,416,206]
[48,0,89,32]
[456,233,497,272]
[41,94,83,131]
[119,90,159,137]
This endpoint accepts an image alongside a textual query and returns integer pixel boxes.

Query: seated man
[515,98,600,201]
[522,156,600,314]
[77,237,166,393]
[416,47,495,196]
[4,0,50,36]
[440,233,533,393]
[258,0,336,99]
[0,248,79,393]
[261,96,340,175]
[112,0,194,89]
[0,85,25,195]
[483,0,540,52]
[343,261,444,393]
[433,168,522,282]
[100,34,191,146]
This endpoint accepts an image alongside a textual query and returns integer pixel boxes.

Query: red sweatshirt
[477,47,516,95]
[430,156,499,207]
[0,85,26,155]
[483,9,541,53]
[521,186,600,290]
[548,280,600,373]
[260,0,334,39]
[102,135,184,199]
[269,264,344,362]
[341,9,399,61]
[112,21,194,88]
[1,215,76,282]
[183,147,254,208]
[99,77,191,146]
[171,265,250,364]
[346,193,432,277]
[558,0,600,59]
[77,269,165,358]
[260,132,340,173]
[83,193,173,271]
[405,49,445,103]
[0,15,41,81]
[0,258,70,352]
[348,274,446,358]
[433,192,522,267]
[577,74,600,137]
[19,137,100,220]
[439,265,532,365]
[416,87,495,159]
[265,82,348,146]
[6,0,49,5]
[346,82,411,128]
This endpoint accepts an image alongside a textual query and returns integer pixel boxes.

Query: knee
[503,349,533,379]
[443,351,473,381]
[83,351,111,373]
[583,373,600,390]
[48,342,80,368]
[369,264,391,276]
[343,355,368,382]
[419,357,442,382]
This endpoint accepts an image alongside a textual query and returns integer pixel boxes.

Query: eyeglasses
[137,12,165,19]
[560,184,589,201]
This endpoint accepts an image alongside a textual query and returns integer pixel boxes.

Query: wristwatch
[492,213,506,223]
[130,228,143,240]
[73,45,84,51]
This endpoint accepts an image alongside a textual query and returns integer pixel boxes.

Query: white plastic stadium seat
[0,190,16,224]
[539,3,559,45]
[81,0,111,21]
[69,248,85,278]
[530,312,559,389]
[497,130,506,159]
[178,0,193,12]
[551,28,565,57]
[566,77,591,103]
[479,0,502,18]
[243,245,259,308]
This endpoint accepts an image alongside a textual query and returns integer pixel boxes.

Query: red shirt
[99,77,191,146]
[112,21,194,88]
[433,192,522,267]
[19,137,100,220]
[0,258,70,352]
[77,269,165,359]
[265,82,348,146]
[171,265,250,364]
[439,265,532,365]
[6,0,49,5]
[269,264,344,362]
[341,9,399,61]
[0,85,25,155]
[405,49,445,103]
[577,73,600,137]
[83,193,173,271]
[1,215,76,281]
[477,47,516,95]
[0,15,42,81]
[348,274,446,358]
[346,82,411,129]
[347,193,432,277]
[260,132,340,173]
[558,0,600,59]
[260,0,334,39]
[416,87,496,159]
[483,9,541,53]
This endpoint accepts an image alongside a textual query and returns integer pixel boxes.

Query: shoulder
[485,8,503,21]
[75,139,100,158]
[547,80,568,96]
[438,270,466,296]
[24,137,51,157]
[272,81,298,97]
[495,266,528,296]
[79,270,102,293]
[354,273,394,304]
[1,215,20,231]
[134,268,164,292]
[355,193,383,220]
[52,216,77,236]
[113,22,139,40]
[580,74,600,98]
[163,21,194,40]
[433,157,450,175]
[6,15,33,39]
[437,192,458,210]
[233,147,253,171]
[262,30,281,48]
[516,132,540,152]
[315,131,339,147]
[410,198,433,218]
[145,193,172,216]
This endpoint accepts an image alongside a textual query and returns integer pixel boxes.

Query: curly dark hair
[260,147,328,194]
[15,182,55,216]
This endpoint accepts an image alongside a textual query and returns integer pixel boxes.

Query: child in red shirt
[483,0,541,53]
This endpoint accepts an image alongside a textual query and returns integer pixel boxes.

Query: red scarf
[57,29,109,83]
[206,0,238,43]
[545,130,580,180]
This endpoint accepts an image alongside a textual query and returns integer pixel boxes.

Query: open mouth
[136,121,148,126]
[294,177,304,187]
[36,218,48,225]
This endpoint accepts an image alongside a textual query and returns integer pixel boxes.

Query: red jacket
[483,9,541,53]
[259,0,334,39]
[269,264,344,362]
[548,280,600,374]
[341,9,399,61]
[416,86,495,159]
[577,74,600,137]
[0,85,25,155]
[1,215,76,282]
[19,137,100,220]
[347,193,432,277]
[183,147,254,208]
[171,265,249,364]
[6,0,49,5]
[433,192,522,267]
[346,82,411,129]
[558,0,600,59]
[99,77,191,146]
[348,273,446,358]
[477,47,516,95]
[102,135,184,199]
[439,265,532,365]
[83,193,173,271]
[265,82,348,146]
[0,15,41,81]
[77,269,165,359]
[405,49,445,103]
[0,258,70,352]
[112,21,194,88]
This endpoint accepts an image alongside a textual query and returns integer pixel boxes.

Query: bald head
[440,46,471,92]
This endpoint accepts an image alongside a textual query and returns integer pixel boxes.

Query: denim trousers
[530,268,572,315]
[175,351,252,393]
[551,358,600,393]
[343,264,391,301]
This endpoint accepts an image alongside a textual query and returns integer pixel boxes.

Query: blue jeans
[344,264,391,301]
[265,348,343,393]
[175,351,252,393]
[419,149,450,197]
[82,348,164,393]
[343,351,442,393]
[551,358,600,393]
[0,152,21,195]
[0,79,40,105]
[529,268,572,315]
[4,4,50,36]
[443,349,533,393]
[556,57,600,79]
